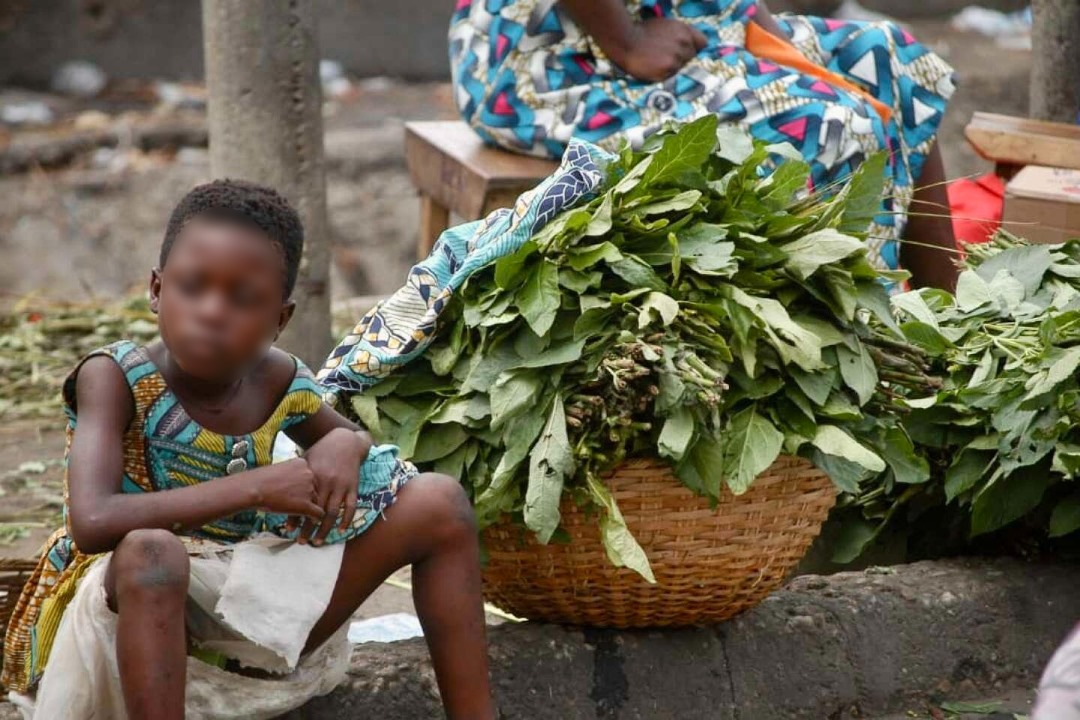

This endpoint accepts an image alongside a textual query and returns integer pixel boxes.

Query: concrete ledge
[286,559,1078,719]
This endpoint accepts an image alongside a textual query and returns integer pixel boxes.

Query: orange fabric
[744,22,893,125]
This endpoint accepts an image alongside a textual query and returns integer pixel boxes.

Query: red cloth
[947,173,1004,247]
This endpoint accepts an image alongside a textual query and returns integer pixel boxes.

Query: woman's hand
[298,427,373,545]
[609,17,708,83]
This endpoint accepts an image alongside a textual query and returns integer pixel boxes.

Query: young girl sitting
[1,180,496,720]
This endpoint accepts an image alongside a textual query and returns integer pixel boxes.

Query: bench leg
[418,195,450,260]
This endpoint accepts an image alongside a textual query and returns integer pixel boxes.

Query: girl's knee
[111,528,189,597]
[413,473,476,540]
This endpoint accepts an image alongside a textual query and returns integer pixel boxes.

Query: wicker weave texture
[481,456,836,628]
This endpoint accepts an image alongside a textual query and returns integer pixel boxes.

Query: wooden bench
[404,121,559,259]
[965,112,1080,178]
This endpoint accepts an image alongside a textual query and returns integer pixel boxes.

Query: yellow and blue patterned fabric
[317,139,612,400]
[1,340,415,693]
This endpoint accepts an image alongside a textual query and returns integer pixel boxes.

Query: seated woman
[449,0,958,290]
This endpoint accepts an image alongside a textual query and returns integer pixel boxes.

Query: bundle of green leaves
[846,232,1080,555]
[355,117,921,580]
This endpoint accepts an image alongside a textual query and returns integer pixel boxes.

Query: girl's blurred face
[150,216,291,381]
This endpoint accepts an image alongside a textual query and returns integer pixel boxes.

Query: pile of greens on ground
[839,232,1080,561]
[356,116,929,580]
[0,297,158,420]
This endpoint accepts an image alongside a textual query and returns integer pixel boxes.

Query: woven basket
[0,558,35,651]
[481,456,836,628]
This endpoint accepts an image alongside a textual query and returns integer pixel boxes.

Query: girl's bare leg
[304,473,495,720]
[104,528,190,720]
[901,142,959,292]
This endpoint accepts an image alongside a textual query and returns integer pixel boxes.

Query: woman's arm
[67,357,324,554]
[559,0,707,83]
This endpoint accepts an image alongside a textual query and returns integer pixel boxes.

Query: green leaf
[524,395,574,544]
[811,425,885,473]
[940,700,1003,715]
[830,518,878,564]
[971,461,1052,536]
[610,256,668,292]
[722,408,784,495]
[490,371,543,430]
[987,270,1027,313]
[587,474,655,583]
[877,427,930,485]
[658,406,695,462]
[891,291,940,328]
[837,152,886,234]
[632,190,702,216]
[714,124,754,164]
[517,339,587,369]
[350,394,384,438]
[641,114,719,187]
[559,269,603,294]
[782,229,865,280]
[517,260,560,336]
[812,450,868,494]
[478,399,552,515]
[968,349,997,388]
[901,321,953,356]
[975,244,1053,296]
[677,433,726,497]
[412,423,469,463]
[613,155,652,196]
[1050,494,1080,538]
[955,270,993,312]
[857,282,902,335]
[433,445,469,482]
[677,228,736,276]
[759,157,810,207]
[574,307,617,341]
[1053,443,1080,477]
[791,366,835,406]
[462,343,521,393]
[584,194,613,237]
[945,448,995,502]
[568,242,623,271]
[836,340,878,406]
[1024,346,1080,401]
[728,287,824,370]
[494,241,536,289]
[638,292,680,329]
[429,395,489,426]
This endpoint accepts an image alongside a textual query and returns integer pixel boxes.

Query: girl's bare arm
[66,357,323,554]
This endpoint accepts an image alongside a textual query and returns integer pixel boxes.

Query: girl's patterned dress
[2,340,415,700]
[449,0,956,271]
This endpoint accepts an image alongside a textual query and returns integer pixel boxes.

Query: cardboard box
[1002,165,1080,245]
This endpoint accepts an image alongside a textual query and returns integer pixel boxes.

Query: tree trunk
[1031,0,1080,123]
[201,0,332,367]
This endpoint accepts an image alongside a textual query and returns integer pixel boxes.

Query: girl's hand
[609,17,707,83]
[253,458,325,521]
[299,428,372,545]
